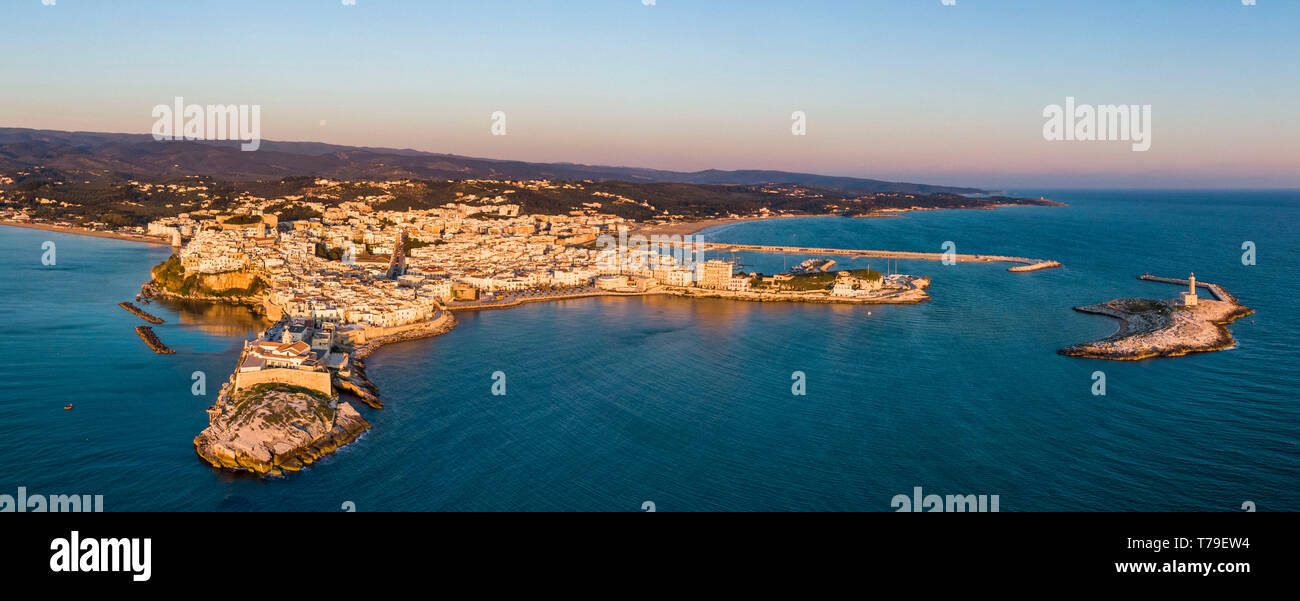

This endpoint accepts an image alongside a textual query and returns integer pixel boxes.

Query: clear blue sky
[1,0,1296,188]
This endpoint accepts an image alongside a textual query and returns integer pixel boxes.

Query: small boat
[64,404,73,411]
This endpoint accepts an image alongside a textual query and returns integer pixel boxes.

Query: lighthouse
[1182,272,1199,307]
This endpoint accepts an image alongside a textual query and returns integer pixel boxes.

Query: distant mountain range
[0,128,983,195]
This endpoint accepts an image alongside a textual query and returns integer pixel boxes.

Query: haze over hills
[0,128,983,195]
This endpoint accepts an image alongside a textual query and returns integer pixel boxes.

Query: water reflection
[156,298,270,337]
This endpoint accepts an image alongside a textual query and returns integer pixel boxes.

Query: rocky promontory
[194,383,370,476]
[1059,296,1253,360]
[143,256,269,306]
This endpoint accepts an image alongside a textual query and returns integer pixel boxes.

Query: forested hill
[0,127,983,195]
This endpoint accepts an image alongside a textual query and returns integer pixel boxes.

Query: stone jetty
[118,301,164,324]
[133,325,175,354]
[1059,276,1252,360]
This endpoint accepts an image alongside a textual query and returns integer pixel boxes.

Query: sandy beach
[630,214,832,237]
[627,202,1058,237]
[0,221,172,245]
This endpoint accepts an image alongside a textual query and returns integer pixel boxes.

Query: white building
[699,260,735,289]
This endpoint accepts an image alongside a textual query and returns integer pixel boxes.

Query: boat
[64,404,73,411]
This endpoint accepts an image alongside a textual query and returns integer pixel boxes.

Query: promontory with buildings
[1,166,1065,476]
[66,177,1050,475]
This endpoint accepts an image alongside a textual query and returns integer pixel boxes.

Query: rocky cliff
[146,256,268,303]
[194,383,370,476]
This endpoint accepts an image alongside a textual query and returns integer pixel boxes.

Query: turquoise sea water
[1,190,1296,511]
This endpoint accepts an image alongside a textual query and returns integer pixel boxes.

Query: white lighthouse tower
[1181,272,1199,307]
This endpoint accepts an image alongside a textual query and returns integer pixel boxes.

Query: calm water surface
[1,190,1295,510]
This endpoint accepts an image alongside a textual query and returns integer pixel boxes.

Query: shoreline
[137,204,1055,476]
[632,214,818,237]
[340,311,460,410]
[631,201,1067,237]
[178,275,936,476]
[1,221,173,245]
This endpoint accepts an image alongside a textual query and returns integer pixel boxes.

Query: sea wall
[234,368,333,396]
[262,298,284,321]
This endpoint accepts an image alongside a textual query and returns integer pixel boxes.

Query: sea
[1,190,1296,511]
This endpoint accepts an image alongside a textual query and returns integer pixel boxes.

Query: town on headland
[2,172,1067,475]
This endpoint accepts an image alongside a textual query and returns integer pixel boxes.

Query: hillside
[0,127,982,194]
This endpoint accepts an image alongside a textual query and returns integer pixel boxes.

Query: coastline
[144,206,1056,476]
[182,275,934,476]
[631,214,815,237]
[1,221,173,245]
[632,201,1067,237]
[340,311,460,410]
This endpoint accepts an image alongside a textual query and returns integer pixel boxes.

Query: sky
[1,0,1296,189]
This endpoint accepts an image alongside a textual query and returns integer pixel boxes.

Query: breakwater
[133,325,174,354]
[1138,274,1236,303]
[697,242,1062,272]
[1009,261,1063,272]
[1059,278,1253,360]
[118,301,164,324]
